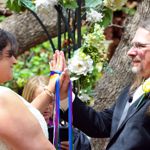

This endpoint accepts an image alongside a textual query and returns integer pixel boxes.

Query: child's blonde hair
[22,76,49,102]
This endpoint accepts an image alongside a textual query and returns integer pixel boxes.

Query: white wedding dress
[0,86,48,150]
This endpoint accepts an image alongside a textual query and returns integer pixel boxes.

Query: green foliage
[59,0,78,9]
[122,6,136,16]
[21,0,35,11]
[6,0,22,12]
[100,7,113,28]
[80,67,102,90]
[0,16,6,22]
[6,0,35,12]
[68,23,109,105]
[85,0,103,8]
[83,46,100,64]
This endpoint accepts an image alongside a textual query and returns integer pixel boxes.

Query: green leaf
[60,1,78,9]
[85,0,103,8]
[42,41,51,49]
[121,7,136,16]
[100,7,113,27]
[6,0,35,12]
[6,0,22,12]
[31,46,41,53]
[0,16,6,22]
[21,0,35,11]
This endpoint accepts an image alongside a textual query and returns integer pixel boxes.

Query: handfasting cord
[68,81,73,150]
[50,71,73,150]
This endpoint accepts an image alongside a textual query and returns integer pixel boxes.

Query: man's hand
[47,50,66,93]
[60,68,70,100]
[60,141,69,150]
[48,50,71,101]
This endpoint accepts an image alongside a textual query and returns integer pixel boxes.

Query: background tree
[0,4,59,54]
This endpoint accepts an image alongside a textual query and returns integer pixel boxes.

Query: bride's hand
[47,50,66,93]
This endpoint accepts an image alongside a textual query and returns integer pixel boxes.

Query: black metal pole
[76,0,81,48]
[57,9,62,50]
[25,6,56,53]
[55,5,76,50]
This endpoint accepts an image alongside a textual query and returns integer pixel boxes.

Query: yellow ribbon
[50,74,59,80]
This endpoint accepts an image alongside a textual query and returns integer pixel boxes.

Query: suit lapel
[118,95,149,130]
[110,95,148,141]
[110,86,131,136]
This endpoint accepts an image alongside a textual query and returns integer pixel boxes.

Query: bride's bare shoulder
[0,86,21,105]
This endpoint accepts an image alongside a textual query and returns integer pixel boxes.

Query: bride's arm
[0,89,55,150]
[31,50,66,113]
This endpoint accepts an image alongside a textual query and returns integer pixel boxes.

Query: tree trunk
[0,3,64,54]
[91,0,150,149]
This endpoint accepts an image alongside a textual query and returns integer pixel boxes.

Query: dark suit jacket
[61,86,150,150]
[48,126,91,150]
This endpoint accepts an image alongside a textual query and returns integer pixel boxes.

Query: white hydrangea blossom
[68,49,93,78]
[86,9,103,23]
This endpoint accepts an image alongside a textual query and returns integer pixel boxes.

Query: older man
[50,18,150,150]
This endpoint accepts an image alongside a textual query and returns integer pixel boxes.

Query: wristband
[50,70,62,76]
[50,71,62,80]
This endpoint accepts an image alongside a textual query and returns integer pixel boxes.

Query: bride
[0,29,66,150]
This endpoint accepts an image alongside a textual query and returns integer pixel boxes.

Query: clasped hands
[47,50,70,101]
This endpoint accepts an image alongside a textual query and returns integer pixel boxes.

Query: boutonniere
[136,78,150,109]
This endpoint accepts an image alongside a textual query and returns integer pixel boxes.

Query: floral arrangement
[68,49,94,79]
[68,23,109,105]
[6,0,129,13]
[33,0,112,105]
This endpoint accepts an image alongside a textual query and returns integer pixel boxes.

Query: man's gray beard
[131,66,141,74]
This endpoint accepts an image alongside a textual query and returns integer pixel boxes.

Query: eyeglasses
[131,42,150,50]
[8,50,16,57]
[3,49,16,58]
